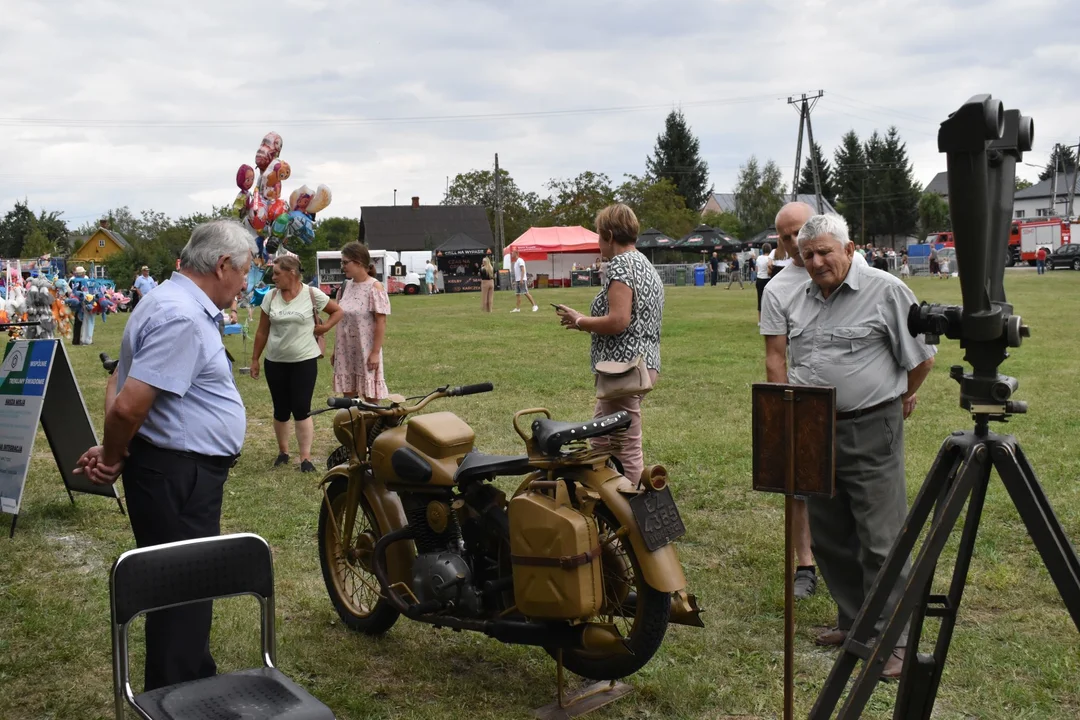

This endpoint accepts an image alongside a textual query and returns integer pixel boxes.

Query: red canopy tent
[505,226,599,260]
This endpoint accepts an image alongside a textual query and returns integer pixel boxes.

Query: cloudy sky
[4,0,1079,228]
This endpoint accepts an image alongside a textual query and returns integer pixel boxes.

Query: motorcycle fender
[581,466,687,594]
[322,467,414,586]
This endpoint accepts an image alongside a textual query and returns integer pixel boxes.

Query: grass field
[2,272,1079,719]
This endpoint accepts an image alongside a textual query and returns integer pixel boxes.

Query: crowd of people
[72,199,941,693]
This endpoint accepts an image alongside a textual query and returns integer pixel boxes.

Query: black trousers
[710,266,718,285]
[264,357,319,422]
[72,314,83,345]
[122,438,230,691]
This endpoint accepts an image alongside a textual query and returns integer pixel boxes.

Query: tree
[1015,177,1034,191]
[732,156,786,236]
[21,225,54,257]
[917,192,951,238]
[645,109,712,211]
[545,171,616,230]
[616,175,698,238]
[0,200,37,256]
[443,167,538,246]
[796,140,836,205]
[833,130,867,242]
[873,127,922,244]
[700,210,743,238]
[1039,144,1078,182]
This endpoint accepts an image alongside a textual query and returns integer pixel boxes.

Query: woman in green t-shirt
[250,255,344,472]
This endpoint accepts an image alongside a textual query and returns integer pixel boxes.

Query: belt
[836,397,899,421]
[131,436,240,469]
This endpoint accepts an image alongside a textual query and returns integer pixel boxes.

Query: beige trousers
[480,279,494,311]
[590,370,658,483]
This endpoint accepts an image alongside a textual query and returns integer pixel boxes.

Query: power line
[0,93,782,129]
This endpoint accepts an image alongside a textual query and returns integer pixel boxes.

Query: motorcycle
[317,382,702,680]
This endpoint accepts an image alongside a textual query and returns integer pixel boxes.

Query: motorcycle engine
[411,552,484,616]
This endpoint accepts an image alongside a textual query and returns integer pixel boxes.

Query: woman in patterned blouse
[555,203,664,483]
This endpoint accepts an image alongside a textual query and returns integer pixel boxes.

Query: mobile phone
[550,303,562,310]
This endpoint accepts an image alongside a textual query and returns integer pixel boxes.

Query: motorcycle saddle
[454,451,533,484]
[531,411,632,456]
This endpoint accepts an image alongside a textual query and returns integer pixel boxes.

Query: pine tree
[646,109,712,211]
[862,131,888,241]
[1039,144,1078,182]
[832,131,866,242]
[796,140,836,206]
[880,127,922,241]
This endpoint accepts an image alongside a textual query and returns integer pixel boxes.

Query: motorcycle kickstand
[531,649,633,719]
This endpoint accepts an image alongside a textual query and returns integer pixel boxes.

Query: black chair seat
[454,451,533,483]
[531,411,632,456]
[133,667,335,720]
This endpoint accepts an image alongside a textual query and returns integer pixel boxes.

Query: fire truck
[1008,217,1071,266]
[924,217,1071,266]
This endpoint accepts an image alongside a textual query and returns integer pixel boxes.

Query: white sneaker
[532,305,539,312]
[511,308,520,313]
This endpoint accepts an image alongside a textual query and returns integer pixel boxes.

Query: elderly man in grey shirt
[787,213,935,679]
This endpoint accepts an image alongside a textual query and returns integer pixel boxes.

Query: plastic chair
[109,533,335,719]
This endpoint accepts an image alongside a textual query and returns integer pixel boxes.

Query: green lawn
[2,273,1079,719]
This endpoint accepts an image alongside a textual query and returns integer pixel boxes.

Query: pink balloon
[247,194,268,231]
[255,146,272,172]
[261,132,283,159]
[236,164,255,192]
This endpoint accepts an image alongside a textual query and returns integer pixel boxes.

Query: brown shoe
[815,627,848,646]
[881,647,906,680]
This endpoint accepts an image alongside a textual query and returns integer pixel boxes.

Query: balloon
[255,146,272,171]
[306,184,332,214]
[264,182,282,202]
[231,191,248,219]
[270,212,290,239]
[259,160,291,197]
[236,164,255,191]
[267,198,289,224]
[289,185,314,212]
[247,193,268,231]
[261,132,283,159]
[286,210,315,244]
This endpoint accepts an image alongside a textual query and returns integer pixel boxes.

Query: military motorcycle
[317,382,702,680]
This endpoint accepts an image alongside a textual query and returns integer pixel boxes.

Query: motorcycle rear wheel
[550,504,671,680]
[318,477,400,635]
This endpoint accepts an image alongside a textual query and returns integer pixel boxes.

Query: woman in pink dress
[332,242,391,401]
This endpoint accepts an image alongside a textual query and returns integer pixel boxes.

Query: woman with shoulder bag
[332,242,391,402]
[250,255,344,472]
[554,203,664,483]
[479,256,495,312]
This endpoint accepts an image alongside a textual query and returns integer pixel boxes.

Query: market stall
[434,233,491,293]
[504,226,599,287]
[636,227,677,263]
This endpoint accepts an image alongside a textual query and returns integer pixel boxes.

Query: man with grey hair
[75,219,255,691]
[760,204,870,599]
[785,213,936,679]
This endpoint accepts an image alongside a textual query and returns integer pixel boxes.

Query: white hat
[74,266,86,274]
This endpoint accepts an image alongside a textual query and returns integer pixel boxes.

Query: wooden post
[784,388,796,720]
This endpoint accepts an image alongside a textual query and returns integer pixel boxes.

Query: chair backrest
[111,533,274,625]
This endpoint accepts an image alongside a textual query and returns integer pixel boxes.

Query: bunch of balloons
[231,132,332,261]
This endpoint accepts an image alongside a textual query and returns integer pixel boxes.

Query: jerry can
[508,479,603,619]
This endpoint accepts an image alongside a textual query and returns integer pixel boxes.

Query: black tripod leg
[835,439,989,720]
[894,448,991,720]
[994,441,1080,630]
[809,436,968,720]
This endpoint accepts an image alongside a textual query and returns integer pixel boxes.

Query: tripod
[809,411,1080,719]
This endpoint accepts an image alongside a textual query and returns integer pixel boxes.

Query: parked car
[1047,243,1080,271]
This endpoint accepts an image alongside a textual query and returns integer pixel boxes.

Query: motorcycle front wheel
[551,504,671,680]
[318,477,400,635]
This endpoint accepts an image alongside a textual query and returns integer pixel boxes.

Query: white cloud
[2,0,1077,225]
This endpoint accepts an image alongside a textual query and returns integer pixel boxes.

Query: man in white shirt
[511,249,538,312]
[754,243,774,321]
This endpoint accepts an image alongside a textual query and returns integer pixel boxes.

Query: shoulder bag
[595,357,653,400]
[309,287,326,358]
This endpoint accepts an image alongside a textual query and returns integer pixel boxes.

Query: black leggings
[264,358,318,422]
[755,276,771,311]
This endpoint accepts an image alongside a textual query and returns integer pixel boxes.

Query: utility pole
[1067,138,1079,219]
[787,90,825,212]
[494,153,505,258]
[1050,144,1060,217]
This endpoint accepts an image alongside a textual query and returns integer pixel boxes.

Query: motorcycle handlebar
[324,382,494,415]
[447,382,494,397]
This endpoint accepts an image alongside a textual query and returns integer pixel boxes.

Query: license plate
[629,487,686,552]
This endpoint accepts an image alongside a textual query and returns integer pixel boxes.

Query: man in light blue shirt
[76,220,254,691]
[131,266,157,311]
